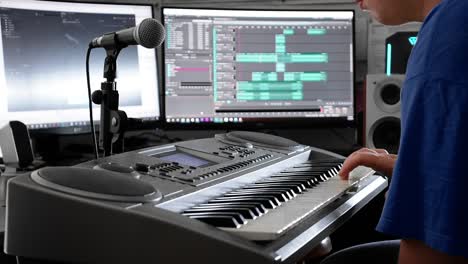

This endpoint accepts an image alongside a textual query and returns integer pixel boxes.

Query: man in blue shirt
[338,0,468,263]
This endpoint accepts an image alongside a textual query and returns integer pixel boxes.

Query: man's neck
[419,0,443,21]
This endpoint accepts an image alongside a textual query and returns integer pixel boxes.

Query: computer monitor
[163,8,355,127]
[0,0,160,134]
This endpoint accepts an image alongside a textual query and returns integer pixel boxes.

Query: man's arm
[399,239,468,264]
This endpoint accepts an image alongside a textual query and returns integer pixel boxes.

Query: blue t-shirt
[376,0,468,258]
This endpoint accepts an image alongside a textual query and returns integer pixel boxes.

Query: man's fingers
[355,148,389,155]
[374,149,389,154]
[340,150,397,180]
[339,152,379,179]
[356,148,377,154]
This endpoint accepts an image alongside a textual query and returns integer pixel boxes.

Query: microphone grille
[135,18,166,49]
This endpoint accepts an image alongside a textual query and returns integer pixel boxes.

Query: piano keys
[177,159,376,240]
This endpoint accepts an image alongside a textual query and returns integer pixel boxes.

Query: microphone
[91,18,165,49]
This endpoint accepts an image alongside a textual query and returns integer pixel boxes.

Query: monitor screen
[0,0,160,133]
[163,8,354,126]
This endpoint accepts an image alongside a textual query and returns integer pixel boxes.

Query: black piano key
[199,202,268,214]
[187,215,241,228]
[210,197,277,209]
[192,204,264,217]
[298,160,343,164]
[302,159,345,164]
[184,207,257,220]
[286,171,334,177]
[283,167,334,172]
[183,212,247,225]
[249,183,303,195]
[239,186,297,198]
[318,174,328,182]
[226,190,290,202]
[271,175,321,185]
[252,184,305,194]
[270,174,320,181]
[216,194,282,206]
[262,177,317,188]
[331,167,340,175]
[251,182,305,193]
[241,183,298,191]
[327,169,337,177]
[278,171,327,176]
[260,177,309,184]
[292,165,332,169]
[283,172,327,181]
[266,177,319,188]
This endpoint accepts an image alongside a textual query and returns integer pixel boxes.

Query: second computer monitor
[163,8,355,126]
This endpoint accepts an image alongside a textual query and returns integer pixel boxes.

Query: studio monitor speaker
[366,74,405,154]
[0,121,34,168]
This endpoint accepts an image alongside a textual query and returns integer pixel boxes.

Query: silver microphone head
[133,18,166,48]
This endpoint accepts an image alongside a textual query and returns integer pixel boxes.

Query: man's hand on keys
[339,148,397,180]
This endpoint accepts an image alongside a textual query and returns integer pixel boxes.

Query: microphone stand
[92,34,128,157]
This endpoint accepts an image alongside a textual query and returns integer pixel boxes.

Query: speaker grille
[372,117,401,154]
[31,167,162,203]
[381,83,401,105]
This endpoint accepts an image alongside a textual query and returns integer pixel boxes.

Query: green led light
[386,43,392,76]
[408,36,418,46]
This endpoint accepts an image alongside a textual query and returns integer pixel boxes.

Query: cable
[86,45,99,159]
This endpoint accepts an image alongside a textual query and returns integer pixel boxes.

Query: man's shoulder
[413,0,468,82]
[432,0,468,37]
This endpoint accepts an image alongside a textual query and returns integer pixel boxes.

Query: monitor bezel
[0,0,161,135]
[161,6,357,130]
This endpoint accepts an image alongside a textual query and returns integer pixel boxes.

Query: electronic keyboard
[4,131,387,264]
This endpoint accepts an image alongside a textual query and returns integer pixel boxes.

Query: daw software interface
[0,0,159,132]
[163,8,355,124]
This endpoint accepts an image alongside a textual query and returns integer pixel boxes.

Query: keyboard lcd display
[159,153,211,167]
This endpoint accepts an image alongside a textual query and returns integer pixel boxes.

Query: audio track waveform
[232,28,331,102]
